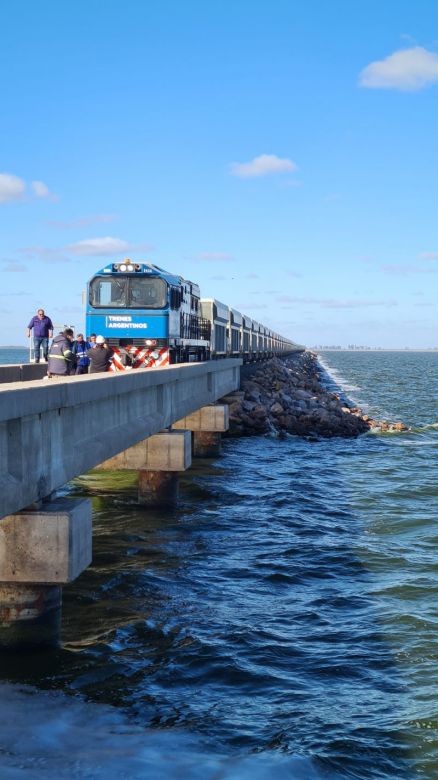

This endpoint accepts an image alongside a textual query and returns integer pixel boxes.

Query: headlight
[127,264,134,271]
[120,264,127,271]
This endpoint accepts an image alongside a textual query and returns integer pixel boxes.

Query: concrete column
[0,498,92,649]
[138,470,179,507]
[193,431,222,458]
[0,584,61,648]
[98,431,191,508]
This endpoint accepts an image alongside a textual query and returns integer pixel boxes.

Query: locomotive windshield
[89,276,167,309]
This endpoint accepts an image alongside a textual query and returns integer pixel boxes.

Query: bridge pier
[98,430,191,508]
[172,404,229,457]
[0,498,92,648]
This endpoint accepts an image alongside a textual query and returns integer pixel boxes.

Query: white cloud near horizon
[67,237,151,257]
[0,173,26,203]
[229,154,297,178]
[359,46,438,91]
[418,251,438,260]
[276,295,398,309]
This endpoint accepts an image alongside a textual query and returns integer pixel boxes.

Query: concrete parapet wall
[0,364,47,384]
[0,360,241,519]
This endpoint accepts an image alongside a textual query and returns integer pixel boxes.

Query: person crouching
[47,329,75,377]
[86,336,113,373]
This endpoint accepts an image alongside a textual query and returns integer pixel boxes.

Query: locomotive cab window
[89,278,127,307]
[89,277,167,309]
[128,278,167,308]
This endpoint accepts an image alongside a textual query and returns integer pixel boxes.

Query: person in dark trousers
[72,333,91,374]
[47,329,75,377]
[27,308,54,362]
[86,335,113,373]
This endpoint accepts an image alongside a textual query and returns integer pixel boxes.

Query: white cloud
[31,180,50,198]
[359,46,438,91]
[229,154,297,178]
[67,237,136,256]
[0,173,26,203]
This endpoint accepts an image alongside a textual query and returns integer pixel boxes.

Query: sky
[1,0,438,348]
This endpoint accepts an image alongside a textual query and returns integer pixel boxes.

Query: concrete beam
[0,359,241,519]
[172,404,229,433]
[0,498,92,584]
[97,431,191,472]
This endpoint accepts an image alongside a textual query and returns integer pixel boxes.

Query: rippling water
[0,350,437,779]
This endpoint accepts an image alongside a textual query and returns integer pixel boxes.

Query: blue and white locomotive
[85,259,300,370]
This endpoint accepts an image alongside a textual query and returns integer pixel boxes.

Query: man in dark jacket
[86,336,113,373]
[27,308,54,362]
[47,329,75,377]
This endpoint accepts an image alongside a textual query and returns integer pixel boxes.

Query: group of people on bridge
[27,308,113,377]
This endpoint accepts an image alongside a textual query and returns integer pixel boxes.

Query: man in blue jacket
[72,333,91,374]
[27,308,54,363]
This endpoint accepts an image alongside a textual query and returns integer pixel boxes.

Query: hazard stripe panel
[108,348,170,372]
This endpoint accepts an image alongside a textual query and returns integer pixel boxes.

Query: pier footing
[0,498,92,649]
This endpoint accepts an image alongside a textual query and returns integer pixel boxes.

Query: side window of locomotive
[128,278,167,308]
[89,278,127,307]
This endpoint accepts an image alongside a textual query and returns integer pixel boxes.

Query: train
[85,259,302,370]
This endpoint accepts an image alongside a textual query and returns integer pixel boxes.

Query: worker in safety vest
[47,329,75,377]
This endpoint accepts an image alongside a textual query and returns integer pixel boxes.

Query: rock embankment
[224,352,407,439]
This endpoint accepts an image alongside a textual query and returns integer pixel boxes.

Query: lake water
[0,349,437,779]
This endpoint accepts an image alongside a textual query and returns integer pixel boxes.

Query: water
[0,347,29,364]
[0,350,437,779]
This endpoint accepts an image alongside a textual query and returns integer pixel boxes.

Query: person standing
[86,335,113,373]
[72,333,91,374]
[27,308,54,362]
[47,329,75,377]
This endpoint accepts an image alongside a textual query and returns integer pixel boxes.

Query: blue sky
[1,0,438,348]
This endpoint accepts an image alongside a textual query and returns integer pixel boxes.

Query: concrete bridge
[0,359,241,646]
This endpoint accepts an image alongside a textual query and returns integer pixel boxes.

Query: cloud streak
[198,251,234,262]
[276,295,398,309]
[229,154,297,178]
[47,214,118,229]
[359,46,438,91]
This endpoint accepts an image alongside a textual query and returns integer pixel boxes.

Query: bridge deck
[0,360,241,520]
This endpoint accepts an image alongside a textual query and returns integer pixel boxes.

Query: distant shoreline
[316,349,438,353]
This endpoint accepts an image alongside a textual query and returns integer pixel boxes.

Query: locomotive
[85,260,301,370]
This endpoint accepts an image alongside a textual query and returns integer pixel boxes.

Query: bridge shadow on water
[0,432,431,779]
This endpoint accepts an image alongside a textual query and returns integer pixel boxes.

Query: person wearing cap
[47,329,75,377]
[86,336,113,373]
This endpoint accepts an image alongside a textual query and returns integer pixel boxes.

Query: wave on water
[316,356,362,395]
[0,683,342,780]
